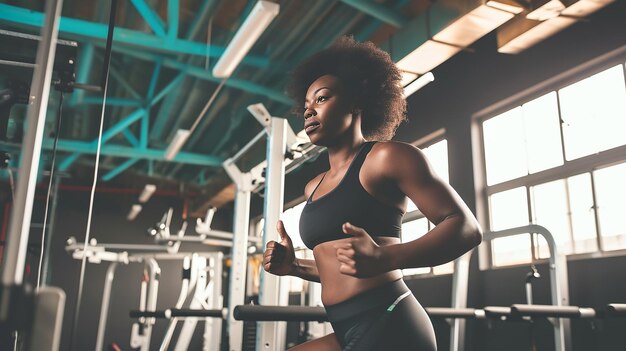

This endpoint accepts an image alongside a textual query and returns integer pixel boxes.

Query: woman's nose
[304,108,316,119]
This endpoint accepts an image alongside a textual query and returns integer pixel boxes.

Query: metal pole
[449,252,471,351]
[257,117,288,351]
[40,177,61,286]
[1,0,63,286]
[225,166,252,351]
[95,262,119,351]
[449,225,571,351]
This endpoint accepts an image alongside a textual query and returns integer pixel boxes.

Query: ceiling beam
[59,108,146,171]
[101,157,142,181]
[0,4,269,67]
[340,0,409,27]
[130,0,166,36]
[46,140,223,166]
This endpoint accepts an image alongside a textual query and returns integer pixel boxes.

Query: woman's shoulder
[370,140,426,161]
[368,141,431,178]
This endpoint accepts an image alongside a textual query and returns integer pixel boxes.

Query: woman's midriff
[313,237,403,306]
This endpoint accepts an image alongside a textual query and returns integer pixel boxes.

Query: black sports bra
[299,142,404,250]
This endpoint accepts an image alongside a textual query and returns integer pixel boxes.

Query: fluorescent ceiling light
[396,0,521,76]
[497,14,577,54]
[486,0,525,14]
[526,0,566,20]
[433,3,520,47]
[560,0,614,17]
[165,129,191,161]
[403,72,434,98]
[127,204,142,221]
[138,184,156,203]
[212,1,279,78]
[400,72,419,87]
[397,40,463,75]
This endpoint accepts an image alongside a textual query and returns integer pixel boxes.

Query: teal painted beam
[162,59,292,105]
[81,97,143,107]
[59,108,146,171]
[112,45,288,103]
[143,61,163,149]
[355,0,410,42]
[340,0,408,28]
[147,60,162,100]
[102,158,141,181]
[69,43,94,106]
[102,45,288,104]
[106,60,143,100]
[130,0,166,36]
[37,140,224,166]
[0,4,269,66]
[168,0,179,40]
[147,159,154,176]
[185,0,219,40]
[150,71,185,107]
[122,128,139,147]
[101,109,147,143]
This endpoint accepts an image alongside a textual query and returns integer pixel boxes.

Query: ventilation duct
[497,0,615,54]
[381,0,524,77]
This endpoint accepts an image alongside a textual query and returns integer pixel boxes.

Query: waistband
[325,279,410,322]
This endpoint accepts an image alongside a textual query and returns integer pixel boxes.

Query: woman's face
[303,74,356,145]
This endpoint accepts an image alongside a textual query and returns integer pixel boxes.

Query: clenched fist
[263,220,296,276]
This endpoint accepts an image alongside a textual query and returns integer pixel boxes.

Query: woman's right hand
[263,220,297,276]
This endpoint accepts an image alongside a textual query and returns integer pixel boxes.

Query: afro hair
[287,36,407,141]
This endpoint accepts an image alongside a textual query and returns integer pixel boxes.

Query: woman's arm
[290,258,320,283]
[334,142,482,277]
[381,142,482,269]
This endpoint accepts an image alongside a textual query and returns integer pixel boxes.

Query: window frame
[471,46,626,270]
[402,128,455,277]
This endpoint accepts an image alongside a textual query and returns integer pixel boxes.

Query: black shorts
[325,279,437,351]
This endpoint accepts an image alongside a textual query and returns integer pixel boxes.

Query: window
[402,138,454,276]
[478,61,626,267]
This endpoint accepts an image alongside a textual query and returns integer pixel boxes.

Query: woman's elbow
[461,217,483,250]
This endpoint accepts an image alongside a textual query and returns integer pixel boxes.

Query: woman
[263,36,482,351]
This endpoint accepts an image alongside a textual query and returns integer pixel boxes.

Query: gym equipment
[0,1,67,350]
[67,238,224,351]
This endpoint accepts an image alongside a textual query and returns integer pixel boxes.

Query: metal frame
[257,116,289,351]
[450,224,571,351]
[0,1,67,349]
[224,109,309,351]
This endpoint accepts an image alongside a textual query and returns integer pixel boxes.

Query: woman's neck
[326,137,367,173]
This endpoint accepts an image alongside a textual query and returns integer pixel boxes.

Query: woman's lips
[305,123,320,134]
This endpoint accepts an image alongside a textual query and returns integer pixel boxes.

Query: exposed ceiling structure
[0,0,615,215]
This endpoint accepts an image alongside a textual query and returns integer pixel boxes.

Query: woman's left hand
[334,222,390,278]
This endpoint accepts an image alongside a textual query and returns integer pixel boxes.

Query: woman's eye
[316,96,327,103]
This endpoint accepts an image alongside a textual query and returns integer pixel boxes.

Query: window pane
[531,179,572,254]
[567,173,598,253]
[432,261,454,275]
[489,187,529,231]
[559,65,626,160]
[492,234,532,266]
[483,107,528,185]
[594,162,626,251]
[522,92,564,173]
[401,218,431,275]
[489,187,531,265]
[281,202,307,249]
[423,140,449,183]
